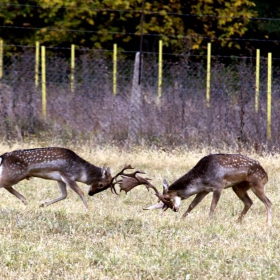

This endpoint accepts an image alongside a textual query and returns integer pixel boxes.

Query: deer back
[0,147,112,187]
[165,154,268,197]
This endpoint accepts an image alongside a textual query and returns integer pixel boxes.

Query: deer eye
[99,183,104,188]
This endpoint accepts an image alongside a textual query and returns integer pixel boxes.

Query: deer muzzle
[159,195,181,212]
[88,184,111,196]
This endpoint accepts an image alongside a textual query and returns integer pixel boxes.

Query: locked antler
[109,164,144,195]
[115,166,173,210]
[121,174,160,195]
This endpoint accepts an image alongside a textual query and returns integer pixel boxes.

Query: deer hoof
[40,202,48,207]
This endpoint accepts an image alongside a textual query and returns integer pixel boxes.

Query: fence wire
[0,48,280,152]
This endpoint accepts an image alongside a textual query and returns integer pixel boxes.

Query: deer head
[142,178,182,212]
[88,165,145,196]
[88,166,113,196]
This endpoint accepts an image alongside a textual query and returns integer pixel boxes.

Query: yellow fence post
[206,42,211,107]
[255,49,260,112]
[41,46,46,117]
[158,40,162,98]
[71,44,75,93]
[35,41,40,87]
[0,39,3,79]
[267,52,272,140]
[113,43,117,95]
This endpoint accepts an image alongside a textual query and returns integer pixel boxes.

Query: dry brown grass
[0,142,280,279]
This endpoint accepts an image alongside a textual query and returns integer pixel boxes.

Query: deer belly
[32,171,62,181]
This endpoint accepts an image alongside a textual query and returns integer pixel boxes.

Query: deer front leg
[61,175,88,209]
[4,186,28,205]
[182,191,209,218]
[40,181,67,207]
[209,189,223,218]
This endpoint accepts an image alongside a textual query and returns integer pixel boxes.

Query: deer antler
[119,174,154,194]
[115,167,175,210]
[110,165,174,210]
[110,165,144,195]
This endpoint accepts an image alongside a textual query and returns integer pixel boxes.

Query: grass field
[0,143,280,279]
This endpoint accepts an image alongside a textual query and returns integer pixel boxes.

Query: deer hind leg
[61,175,88,209]
[40,181,67,207]
[4,186,28,205]
[182,191,209,218]
[232,183,252,223]
[250,182,272,226]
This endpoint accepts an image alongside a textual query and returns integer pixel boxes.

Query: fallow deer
[118,154,272,225]
[0,147,119,208]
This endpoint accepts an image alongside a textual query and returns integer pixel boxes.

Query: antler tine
[118,171,162,199]
[110,165,168,207]
[111,164,134,182]
[110,164,140,194]
[110,183,119,195]
[131,176,175,209]
[120,170,146,181]
[136,177,161,197]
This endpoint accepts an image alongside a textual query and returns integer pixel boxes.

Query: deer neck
[77,161,102,184]
[168,174,206,199]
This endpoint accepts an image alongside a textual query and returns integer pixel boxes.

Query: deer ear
[101,166,106,178]
[163,178,169,191]
[106,167,111,176]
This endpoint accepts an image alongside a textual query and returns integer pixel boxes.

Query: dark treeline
[0,0,280,58]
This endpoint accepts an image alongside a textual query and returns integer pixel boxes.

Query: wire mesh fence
[0,46,280,151]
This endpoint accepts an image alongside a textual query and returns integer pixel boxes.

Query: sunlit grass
[0,142,280,279]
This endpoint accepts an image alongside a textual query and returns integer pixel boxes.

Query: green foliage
[0,0,274,54]
[246,0,280,54]
[180,0,257,51]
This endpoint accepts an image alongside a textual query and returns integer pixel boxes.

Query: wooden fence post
[255,49,260,112]
[71,44,75,93]
[267,52,272,140]
[128,52,142,145]
[206,42,211,107]
[158,40,162,98]
[0,39,3,79]
[35,41,40,87]
[41,46,46,117]
[113,43,117,95]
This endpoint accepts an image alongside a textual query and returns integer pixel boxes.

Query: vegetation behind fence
[0,45,280,152]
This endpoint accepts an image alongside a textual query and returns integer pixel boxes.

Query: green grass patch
[0,143,279,279]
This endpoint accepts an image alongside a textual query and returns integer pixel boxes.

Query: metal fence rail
[0,46,279,151]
